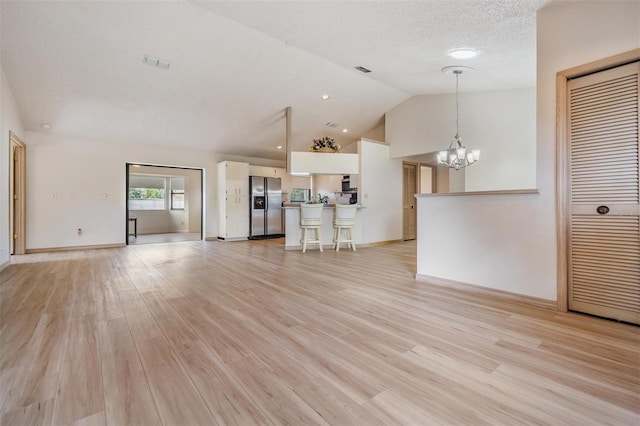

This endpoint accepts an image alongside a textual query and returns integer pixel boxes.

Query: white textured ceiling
[0,0,550,160]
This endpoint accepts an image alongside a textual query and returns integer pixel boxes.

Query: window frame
[128,187,166,211]
[171,189,185,210]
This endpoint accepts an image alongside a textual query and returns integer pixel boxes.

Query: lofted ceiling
[0,0,550,160]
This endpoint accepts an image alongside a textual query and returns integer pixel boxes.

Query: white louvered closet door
[568,61,640,324]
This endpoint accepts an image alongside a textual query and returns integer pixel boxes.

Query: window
[128,187,165,210]
[290,188,310,202]
[171,189,185,210]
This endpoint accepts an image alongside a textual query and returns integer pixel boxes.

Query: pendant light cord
[455,70,460,138]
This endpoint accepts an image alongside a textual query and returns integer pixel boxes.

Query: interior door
[403,163,417,241]
[568,61,640,324]
[9,133,26,255]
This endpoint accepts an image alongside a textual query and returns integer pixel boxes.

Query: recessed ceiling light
[40,123,51,129]
[342,129,348,133]
[276,145,283,149]
[321,94,330,100]
[448,48,478,59]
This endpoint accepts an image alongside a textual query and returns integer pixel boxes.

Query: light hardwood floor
[128,232,202,245]
[1,239,638,425]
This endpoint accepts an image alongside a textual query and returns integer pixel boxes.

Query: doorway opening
[402,162,418,241]
[126,163,203,245]
[9,132,26,255]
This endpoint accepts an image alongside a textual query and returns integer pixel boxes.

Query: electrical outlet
[103,193,108,200]
[77,228,82,236]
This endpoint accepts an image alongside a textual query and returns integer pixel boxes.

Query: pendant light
[437,66,480,170]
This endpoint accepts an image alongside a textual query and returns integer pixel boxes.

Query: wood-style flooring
[1,239,638,425]
[127,232,201,245]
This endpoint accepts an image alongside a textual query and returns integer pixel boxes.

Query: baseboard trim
[26,243,125,254]
[0,260,10,271]
[415,273,557,311]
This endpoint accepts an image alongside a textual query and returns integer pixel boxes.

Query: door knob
[596,205,609,215]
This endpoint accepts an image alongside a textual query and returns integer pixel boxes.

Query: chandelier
[437,66,480,170]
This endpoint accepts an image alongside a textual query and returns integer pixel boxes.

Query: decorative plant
[309,136,341,152]
[318,194,329,205]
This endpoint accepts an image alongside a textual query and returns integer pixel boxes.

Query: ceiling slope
[0,1,547,159]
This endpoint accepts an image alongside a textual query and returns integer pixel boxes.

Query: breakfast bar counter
[283,204,363,251]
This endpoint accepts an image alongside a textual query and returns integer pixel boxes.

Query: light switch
[103,193,108,200]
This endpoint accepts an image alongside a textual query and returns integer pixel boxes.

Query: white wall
[413,0,639,301]
[314,174,342,203]
[417,192,555,299]
[362,123,385,142]
[25,131,217,250]
[358,140,402,244]
[186,171,202,233]
[386,88,536,191]
[0,64,25,267]
[420,166,432,194]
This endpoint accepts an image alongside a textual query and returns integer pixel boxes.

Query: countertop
[282,203,363,209]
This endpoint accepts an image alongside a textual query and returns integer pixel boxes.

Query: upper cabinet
[248,165,285,178]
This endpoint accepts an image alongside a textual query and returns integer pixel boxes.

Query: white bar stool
[300,204,324,252]
[333,204,357,252]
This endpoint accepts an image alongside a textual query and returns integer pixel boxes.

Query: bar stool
[333,204,357,252]
[300,204,324,253]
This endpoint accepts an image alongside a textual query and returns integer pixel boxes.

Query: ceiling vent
[325,122,340,128]
[354,66,371,74]
[143,55,170,70]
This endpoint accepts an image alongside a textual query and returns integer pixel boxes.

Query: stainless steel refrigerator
[249,176,283,239]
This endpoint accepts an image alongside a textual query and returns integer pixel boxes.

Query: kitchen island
[283,204,363,251]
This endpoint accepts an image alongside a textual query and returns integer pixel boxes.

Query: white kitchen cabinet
[218,161,249,240]
[248,165,285,178]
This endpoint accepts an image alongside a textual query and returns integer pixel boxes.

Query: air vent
[143,55,170,70]
[354,66,371,73]
[325,122,340,128]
